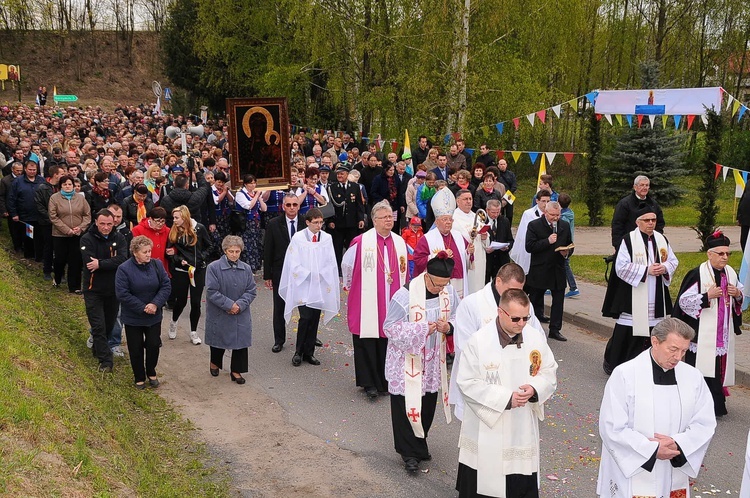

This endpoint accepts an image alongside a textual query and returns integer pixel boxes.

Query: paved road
[157,276,750,497]
[571,225,743,255]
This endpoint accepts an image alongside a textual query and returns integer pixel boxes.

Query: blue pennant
[528,152,539,164]
[495,123,504,135]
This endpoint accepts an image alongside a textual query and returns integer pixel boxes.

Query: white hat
[431,188,456,218]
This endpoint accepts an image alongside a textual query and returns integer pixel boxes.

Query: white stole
[359,230,408,338]
[405,273,452,437]
[630,230,668,337]
[423,228,469,298]
[696,262,737,385]
[631,353,694,497]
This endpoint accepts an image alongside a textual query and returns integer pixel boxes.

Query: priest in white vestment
[452,189,489,295]
[509,190,550,274]
[383,252,460,473]
[597,318,716,498]
[450,262,544,420]
[279,207,340,367]
[456,288,557,498]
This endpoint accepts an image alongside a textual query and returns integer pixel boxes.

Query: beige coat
[49,192,91,237]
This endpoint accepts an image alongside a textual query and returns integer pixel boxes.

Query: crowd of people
[0,102,745,497]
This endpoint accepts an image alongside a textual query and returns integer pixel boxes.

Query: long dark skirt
[390,392,438,461]
[211,213,231,260]
[352,334,388,392]
[240,218,263,272]
[685,350,728,416]
[456,463,538,498]
[603,323,651,374]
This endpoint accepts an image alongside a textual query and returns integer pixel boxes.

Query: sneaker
[190,331,202,345]
[544,290,551,295]
[111,345,125,357]
[565,289,580,298]
[86,335,93,348]
[168,321,177,339]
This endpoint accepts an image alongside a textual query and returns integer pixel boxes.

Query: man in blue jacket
[7,160,45,260]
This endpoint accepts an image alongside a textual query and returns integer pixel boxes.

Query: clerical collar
[649,350,677,385]
[495,317,523,349]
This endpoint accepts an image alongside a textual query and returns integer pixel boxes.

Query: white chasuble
[453,208,488,295]
[457,321,557,497]
[597,351,716,498]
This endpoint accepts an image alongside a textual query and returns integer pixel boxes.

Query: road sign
[54,94,78,102]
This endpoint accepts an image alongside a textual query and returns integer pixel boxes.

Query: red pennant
[636,115,644,128]
[687,115,695,130]
[391,141,398,152]
[595,113,602,121]
[512,117,520,130]
[715,163,722,179]
[536,110,546,124]
[563,153,575,165]
[451,132,461,141]
[496,150,505,160]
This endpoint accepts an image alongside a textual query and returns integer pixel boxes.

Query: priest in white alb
[509,189,550,274]
[456,288,557,498]
[452,188,490,295]
[343,200,409,400]
[278,207,340,367]
[597,317,716,498]
[383,251,460,474]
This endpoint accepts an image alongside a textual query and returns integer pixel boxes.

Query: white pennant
[648,115,656,128]
[701,114,708,126]
[726,94,735,111]
[604,114,613,125]
[545,152,557,165]
[526,113,535,126]
[551,104,562,118]
[723,166,729,182]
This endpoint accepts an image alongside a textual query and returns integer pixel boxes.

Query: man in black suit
[525,200,572,342]
[263,192,304,353]
[327,164,365,272]
[484,199,514,284]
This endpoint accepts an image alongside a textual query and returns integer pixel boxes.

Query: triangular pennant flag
[739,106,748,121]
[536,109,546,124]
[615,114,623,126]
[648,115,655,128]
[510,151,522,163]
[726,94,735,111]
[661,115,668,128]
[604,114,613,125]
[637,115,644,128]
[481,126,490,138]
[545,152,557,165]
[444,134,451,144]
[551,105,562,118]
[733,99,741,117]
[526,113,535,126]
[496,150,505,160]
[674,115,682,129]
[626,115,633,128]
[595,113,602,121]
[714,163,721,179]
[513,117,520,130]
[452,132,461,141]
[563,153,574,165]
[465,148,475,156]
[528,152,539,165]
[569,98,578,112]
[701,114,708,127]
[584,91,598,104]
[723,166,729,182]
[495,122,504,135]
[391,140,398,152]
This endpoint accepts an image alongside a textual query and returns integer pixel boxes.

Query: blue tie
[290,220,296,238]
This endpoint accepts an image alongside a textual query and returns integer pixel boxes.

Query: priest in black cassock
[601,204,679,374]
[672,231,743,416]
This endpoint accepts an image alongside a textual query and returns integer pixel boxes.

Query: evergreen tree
[603,61,689,207]
[694,109,723,251]
[585,108,604,226]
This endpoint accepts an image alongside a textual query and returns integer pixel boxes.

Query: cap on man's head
[635,202,656,220]
[415,170,427,178]
[335,164,350,173]
[402,152,412,160]
[410,217,421,225]
[706,230,731,249]
[320,165,331,172]
[172,165,184,173]
[135,184,149,195]
[427,251,455,278]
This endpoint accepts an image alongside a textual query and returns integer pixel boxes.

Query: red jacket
[131,218,171,277]
[401,226,424,260]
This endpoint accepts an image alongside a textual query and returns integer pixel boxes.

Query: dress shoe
[148,377,160,388]
[303,354,320,366]
[210,365,220,377]
[365,387,378,400]
[404,457,419,473]
[134,381,146,390]
[292,353,302,367]
[271,343,283,353]
[315,338,323,347]
[539,316,550,323]
[422,453,432,462]
[548,331,567,342]
[230,373,246,384]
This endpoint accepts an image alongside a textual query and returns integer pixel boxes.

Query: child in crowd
[558,192,579,298]
[401,217,424,278]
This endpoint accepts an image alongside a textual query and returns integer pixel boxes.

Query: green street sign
[54,95,78,102]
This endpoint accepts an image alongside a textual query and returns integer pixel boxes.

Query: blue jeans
[564,257,577,290]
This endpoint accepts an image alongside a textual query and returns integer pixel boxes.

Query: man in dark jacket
[0,161,24,252]
[158,171,210,226]
[7,160,45,260]
[34,164,64,279]
[495,159,518,224]
[327,164,365,271]
[80,208,128,372]
[737,181,750,250]
[611,175,665,250]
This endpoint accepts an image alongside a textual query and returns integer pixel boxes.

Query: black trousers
[8,218,24,251]
[352,334,388,392]
[685,350,727,416]
[210,346,248,373]
[504,203,515,226]
[124,323,162,382]
[38,223,53,273]
[528,286,564,334]
[53,235,82,291]
[332,226,359,274]
[84,292,119,368]
[296,305,321,356]
[456,463,538,498]
[390,392,438,461]
[19,220,44,260]
[171,267,206,331]
[741,224,749,252]
[603,323,652,373]
[271,275,286,346]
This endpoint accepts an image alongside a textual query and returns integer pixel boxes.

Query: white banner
[594,87,722,116]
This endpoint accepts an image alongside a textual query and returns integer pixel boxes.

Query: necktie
[290,220,296,238]
[312,234,317,243]
[492,219,496,231]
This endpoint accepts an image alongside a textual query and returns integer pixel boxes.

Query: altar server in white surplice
[509,189,550,274]
[597,317,716,498]
[456,288,557,498]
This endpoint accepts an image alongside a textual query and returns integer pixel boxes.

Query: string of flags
[713,162,750,197]
[720,87,749,122]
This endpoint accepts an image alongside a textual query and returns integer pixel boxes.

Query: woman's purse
[230,209,246,234]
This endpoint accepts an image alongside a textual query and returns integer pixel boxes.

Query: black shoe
[315,338,323,347]
[422,453,432,462]
[404,458,419,473]
[539,316,550,323]
[549,331,567,342]
[134,381,146,390]
[210,365,220,377]
[602,361,613,376]
[230,373,246,384]
[271,343,283,353]
[365,387,378,400]
[303,354,320,365]
[98,364,113,373]
[148,377,160,388]
[292,353,302,367]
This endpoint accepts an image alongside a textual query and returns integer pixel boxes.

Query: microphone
[552,222,557,234]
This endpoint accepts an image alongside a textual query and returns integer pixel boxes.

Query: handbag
[319,200,335,219]
[230,210,246,234]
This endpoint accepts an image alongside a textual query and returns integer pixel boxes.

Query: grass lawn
[0,234,229,496]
